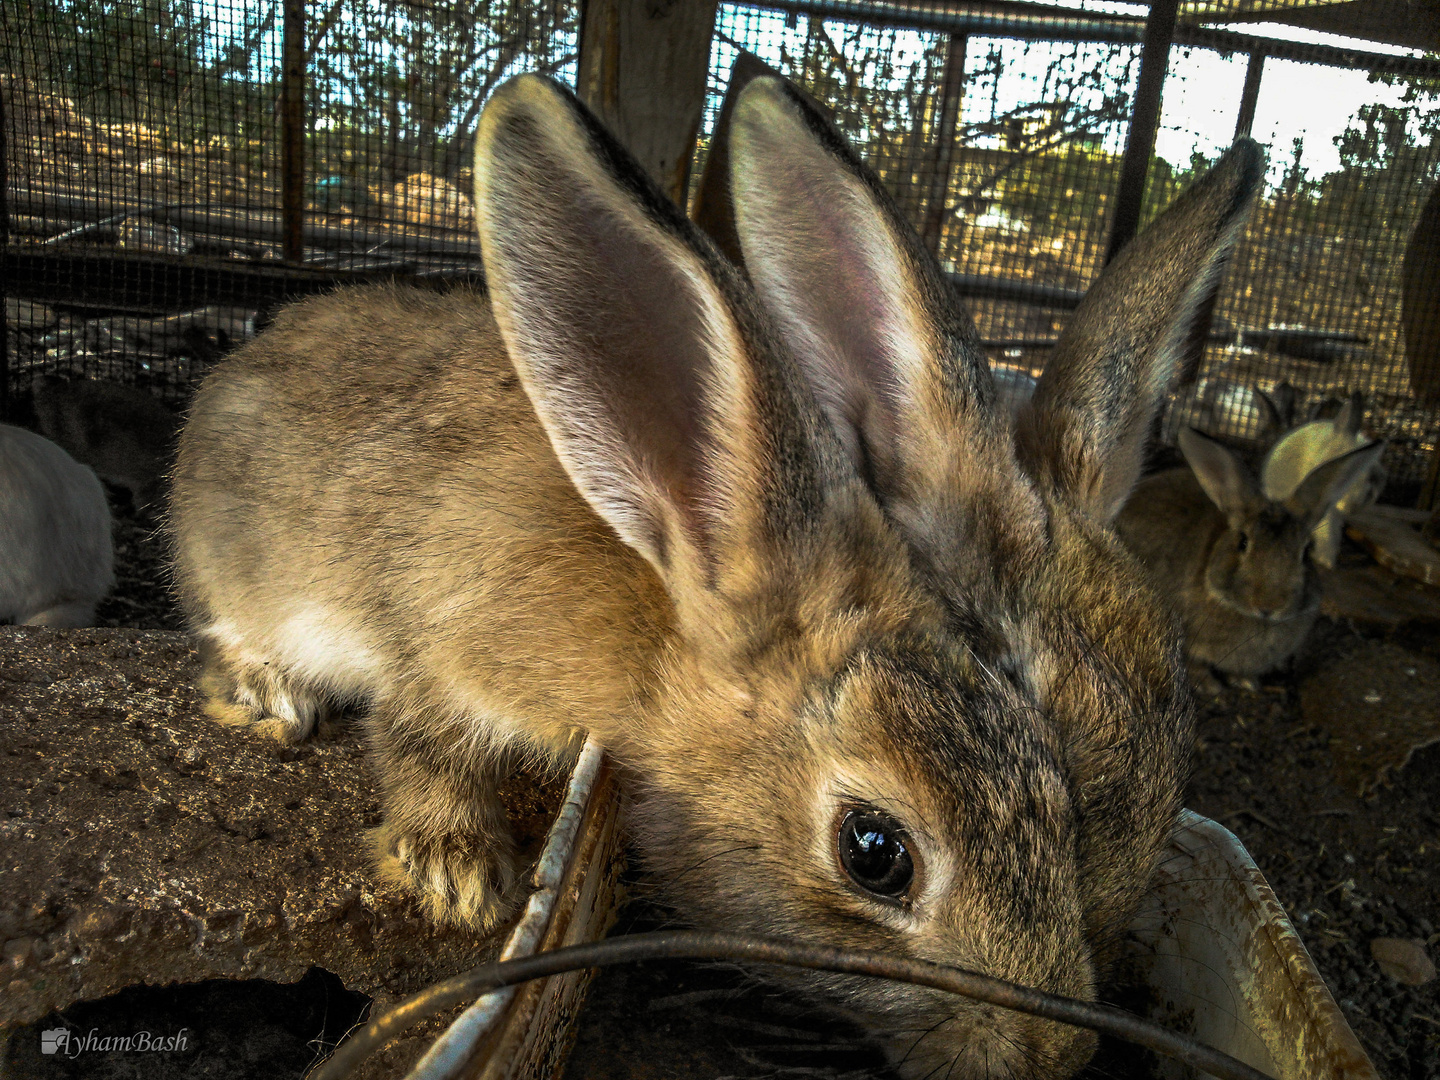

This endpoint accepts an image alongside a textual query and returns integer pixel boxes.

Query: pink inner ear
[535,202,723,543]
[737,160,919,484]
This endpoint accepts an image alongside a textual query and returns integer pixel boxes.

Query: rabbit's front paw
[1186,661,1226,698]
[372,821,519,933]
[197,646,328,744]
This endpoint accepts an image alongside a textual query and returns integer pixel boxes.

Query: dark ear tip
[1219,137,1266,200]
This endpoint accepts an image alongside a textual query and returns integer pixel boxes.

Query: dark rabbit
[31,375,180,511]
[1116,426,1384,691]
[172,73,1260,1079]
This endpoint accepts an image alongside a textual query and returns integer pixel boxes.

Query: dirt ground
[12,487,1439,1080]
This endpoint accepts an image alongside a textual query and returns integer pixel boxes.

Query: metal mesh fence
[699,1,1440,495]
[1,0,576,402]
[2,0,1437,496]
[1184,53,1440,493]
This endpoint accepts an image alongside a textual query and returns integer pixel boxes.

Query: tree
[307,0,578,184]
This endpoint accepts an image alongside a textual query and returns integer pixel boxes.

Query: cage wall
[1,0,578,403]
[697,0,1440,494]
[3,0,1437,496]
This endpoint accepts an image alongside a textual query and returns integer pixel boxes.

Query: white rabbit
[1,424,114,626]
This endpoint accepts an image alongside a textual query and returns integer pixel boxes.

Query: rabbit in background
[1164,379,1385,571]
[1,424,114,627]
[1261,393,1385,569]
[172,71,1261,1080]
[1115,426,1383,693]
[29,374,181,513]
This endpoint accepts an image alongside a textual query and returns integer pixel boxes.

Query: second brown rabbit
[1116,426,1384,691]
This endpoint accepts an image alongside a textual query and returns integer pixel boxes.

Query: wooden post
[280,0,307,263]
[919,33,967,257]
[1105,0,1180,265]
[577,0,720,207]
[1234,51,1265,140]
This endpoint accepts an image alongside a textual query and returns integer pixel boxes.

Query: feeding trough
[393,736,626,1080]
[1124,811,1378,1080]
[394,808,1378,1080]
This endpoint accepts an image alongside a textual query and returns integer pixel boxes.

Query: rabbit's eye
[838,809,914,900]
[1236,532,1250,553]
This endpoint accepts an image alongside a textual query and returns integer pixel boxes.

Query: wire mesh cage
[697,0,1440,496]
[0,0,577,404]
[1,0,1437,498]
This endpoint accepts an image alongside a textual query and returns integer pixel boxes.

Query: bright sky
[1157,31,1422,181]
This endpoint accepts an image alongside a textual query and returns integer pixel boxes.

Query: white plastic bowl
[1128,810,1379,1080]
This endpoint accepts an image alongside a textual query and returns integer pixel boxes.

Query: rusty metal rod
[311,930,1276,1080]
[1105,0,1180,265]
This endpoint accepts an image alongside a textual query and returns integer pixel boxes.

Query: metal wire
[309,929,1277,1080]
[698,1,1440,493]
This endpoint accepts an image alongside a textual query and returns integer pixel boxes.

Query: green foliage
[307,0,578,181]
[1,0,279,142]
[1,0,578,183]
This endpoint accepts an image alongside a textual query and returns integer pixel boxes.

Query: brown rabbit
[172,74,1260,1079]
[1115,426,1384,691]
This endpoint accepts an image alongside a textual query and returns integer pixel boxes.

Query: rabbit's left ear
[1179,426,1259,519]
[719,75,1011,523]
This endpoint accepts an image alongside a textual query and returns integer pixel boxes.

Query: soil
[5,491,1438,1079]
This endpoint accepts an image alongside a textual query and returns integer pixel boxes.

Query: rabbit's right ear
[690,50,781,268]
[1256,382,1297,440]
[1285,440,1387,531]
[1179,426,1261,520]
[714,74,1010,532]
[474,75,844,601]
[1018,141,1264,522]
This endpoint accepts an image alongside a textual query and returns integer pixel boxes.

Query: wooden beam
[577,0,720,207]
[0,249,445,313]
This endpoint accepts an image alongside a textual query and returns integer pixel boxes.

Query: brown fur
[172,73,1262,1079]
